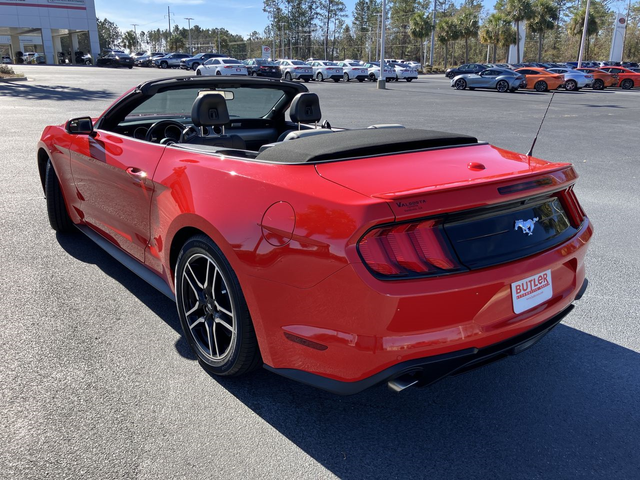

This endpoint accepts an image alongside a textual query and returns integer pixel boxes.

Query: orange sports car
[576,68,618,90]
[515,68,565,92]
[598,66,640,89]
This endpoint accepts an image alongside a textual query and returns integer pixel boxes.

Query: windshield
[125,87,286,120]
[290,60,307,65]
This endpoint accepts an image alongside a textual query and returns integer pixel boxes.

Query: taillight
[561,188,586,227]
[358,219,464,278]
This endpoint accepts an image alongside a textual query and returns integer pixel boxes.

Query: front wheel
[343,72,350,82]
[284,72,292,81]
[316,72,324,82]
[160,61,168,69]
[45,160,74,233]
[195,69,202,75]
[534,80,548,92]
[454,78,466,90]
[215,70,222,76]
[592,79,605,90]
[251,71,258,77]
[176,235,261,377]
[332,78,340,83]
[496,80,509,93]
[191,63,200,71]
[621,78,634,90]
[406,78,412,82]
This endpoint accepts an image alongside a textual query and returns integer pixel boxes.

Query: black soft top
[255,128,478,164]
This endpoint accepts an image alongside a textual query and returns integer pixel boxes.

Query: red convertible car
[37,76,592,394]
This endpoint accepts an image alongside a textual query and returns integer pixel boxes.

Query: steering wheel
[145,119,187,143]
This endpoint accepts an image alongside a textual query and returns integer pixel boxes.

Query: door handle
[126,167,148,180]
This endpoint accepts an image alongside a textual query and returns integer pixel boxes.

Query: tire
[284,71,292,81]
[215,70,222,76]
[565,79,578,91]
[160,61,168,69]
[592,79,604,90]
[454,78,466,90]
[316,72,324,82]
[534,80,548,92]
[344,72,350,82]
[357,78,364,83]
[45,160,74,233]
[621,78,633,90]
[369,73,376,81]
[333,78,340,82]
[509,87,517,92]
[85,60,91,65]
[128,66,133,69]
[192,63,200,70]
[196,70,201,76]
[303,78,309,82]
[496,80,509,93]
[406,78,412,82]
[175,235,261,377]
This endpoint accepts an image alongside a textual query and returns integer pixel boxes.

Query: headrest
[289,92,321,124]
[191,93,230,127]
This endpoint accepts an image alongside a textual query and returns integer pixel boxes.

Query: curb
[0,76,28,82]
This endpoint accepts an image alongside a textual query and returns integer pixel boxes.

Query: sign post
[261,45,271,60]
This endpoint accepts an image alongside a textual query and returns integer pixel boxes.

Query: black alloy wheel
[621,78,634,90]
[160,61,168,69]
[192,63,199,70]
[45,160,74,233]
[496,80,509,92]
[592,79,605,90]
[534,80,548,92]
[454,78,466,90]
[176,235,260,376]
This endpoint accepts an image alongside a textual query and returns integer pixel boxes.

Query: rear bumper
[266,282,586,395]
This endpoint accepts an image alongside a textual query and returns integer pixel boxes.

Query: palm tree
[505,0,533,63]
[168,34,186,52]
[528,0,557,62]
[498,21,517,63]
[409,12,432,66]
[456,7,479,64]
[437,17,460,69]
[479,13,504,63]
[122,30,137,53]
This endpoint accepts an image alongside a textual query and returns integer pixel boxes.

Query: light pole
[378,0,387,89]
[131,24,139,52]
[430,0,436,66]
[577,0,591,68]
[184,17,194,54]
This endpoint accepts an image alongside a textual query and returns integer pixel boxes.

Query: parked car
[451,67,524,92]
[599,66,640,89]
[136,52,165,67]
[390,62,418,82]
[309,60,343,82]
[96,52,134,68]
[546,67,593,91]
[445,63,488,78]
[336,61,368,82]
[38,76,592,395]
[622,62,639,69]
[244,58,282,78]
[575,67,618,89]
[195,57,247,76]
[24,52,46,64]
[155,53,191,69]
[1,55,11,64]
[515,67,564,91]
[363,61,395,82]
[276,59,313,82]
[181,53,226,71]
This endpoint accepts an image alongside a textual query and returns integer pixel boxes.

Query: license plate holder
[511,269,553,314]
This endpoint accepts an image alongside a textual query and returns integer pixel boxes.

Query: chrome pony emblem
[514,217,539,236]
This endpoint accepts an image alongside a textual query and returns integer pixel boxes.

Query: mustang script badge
[514,217,539,236]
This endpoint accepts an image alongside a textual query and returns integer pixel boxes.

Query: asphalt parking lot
[1,65,639,479]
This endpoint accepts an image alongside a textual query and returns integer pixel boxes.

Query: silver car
[451,68,524,92]
[546,67,593,91]
[276,59,313,82]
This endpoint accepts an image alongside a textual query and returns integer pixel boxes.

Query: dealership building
[0,0,100,64]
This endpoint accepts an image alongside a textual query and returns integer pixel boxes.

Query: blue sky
[95,0,632,39]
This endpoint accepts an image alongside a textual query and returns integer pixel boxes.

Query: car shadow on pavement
[212,324,640,479]
[0,83,115,101]
[55,231,196,360]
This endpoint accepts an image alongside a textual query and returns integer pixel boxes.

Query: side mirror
[66,117,94,135]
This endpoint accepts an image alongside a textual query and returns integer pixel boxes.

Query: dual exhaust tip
[387,372,421,393]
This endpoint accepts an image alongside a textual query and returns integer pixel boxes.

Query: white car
[337,61,368,82]
[196,57,247,76]
[363,62,395,82]
[391,62,419,82]
[405,61,421,70]
[310,61,343,82]
[546,67,593,91]
[2,55,12,64]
